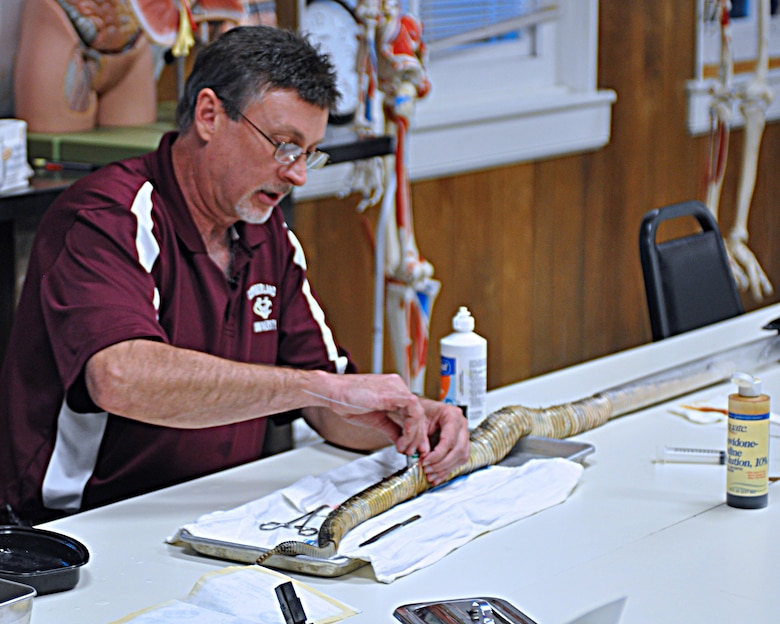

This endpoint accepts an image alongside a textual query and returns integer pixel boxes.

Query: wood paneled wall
[293,1,780,399]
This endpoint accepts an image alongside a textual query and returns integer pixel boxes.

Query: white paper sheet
[110,565,358,624]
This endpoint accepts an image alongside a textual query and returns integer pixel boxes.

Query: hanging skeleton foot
[726,0,774,301]
[706,0,773,302]
[728,229,774,300]
[726,247,750,293]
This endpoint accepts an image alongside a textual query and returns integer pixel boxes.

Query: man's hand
[304,373,471,484]
[418,398,471,485]
[306,372,431,456]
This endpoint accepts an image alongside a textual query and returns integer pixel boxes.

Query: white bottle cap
[731,372,761,397]
[452,306,475,332]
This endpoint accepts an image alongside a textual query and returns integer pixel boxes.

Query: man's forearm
[85,339,329,428]
[85,338,433,460]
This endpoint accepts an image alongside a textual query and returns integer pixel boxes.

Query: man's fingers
[391,406,430,457]
[422,427,471,484]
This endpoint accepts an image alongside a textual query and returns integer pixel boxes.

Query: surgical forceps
[259,504,329,536]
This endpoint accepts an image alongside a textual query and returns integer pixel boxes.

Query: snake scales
[256,334,780,565]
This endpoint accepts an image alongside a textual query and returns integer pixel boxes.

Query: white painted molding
[295,89,616,201]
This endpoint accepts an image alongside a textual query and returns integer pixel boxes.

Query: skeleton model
[340,0,439,393]
[377,2,440,395]
[705,0,774,301]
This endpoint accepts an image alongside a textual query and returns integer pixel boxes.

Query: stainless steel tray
[178,436,594,577]
[394,596,539,624]
[177,530,366,577]
[497,435,594,468]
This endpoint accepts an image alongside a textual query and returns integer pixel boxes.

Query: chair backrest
[639,200,743,341]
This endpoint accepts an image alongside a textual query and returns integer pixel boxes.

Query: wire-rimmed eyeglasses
[238,112,330,170]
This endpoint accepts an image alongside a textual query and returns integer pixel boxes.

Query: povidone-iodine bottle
[727,372,770,509]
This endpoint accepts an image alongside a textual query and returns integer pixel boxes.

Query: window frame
[296,0,615,200]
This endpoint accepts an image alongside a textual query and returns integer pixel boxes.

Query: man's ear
[192,88,223,140]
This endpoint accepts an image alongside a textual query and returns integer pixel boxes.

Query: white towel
[173,447,583,583]
[668,394,729,424]
[669,393,780,427]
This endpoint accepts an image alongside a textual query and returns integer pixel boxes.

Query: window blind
[402,0,558,51]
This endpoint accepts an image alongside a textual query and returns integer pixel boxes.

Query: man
[0,26,469,524]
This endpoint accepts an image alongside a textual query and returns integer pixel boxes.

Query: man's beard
[234,188,287,224]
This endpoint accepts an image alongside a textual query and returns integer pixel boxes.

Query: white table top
[33,304,780,624]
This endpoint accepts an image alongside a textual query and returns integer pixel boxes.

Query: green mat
[27,102,177,166]
[28,121,175,166]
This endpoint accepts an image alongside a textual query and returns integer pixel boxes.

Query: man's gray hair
[175,25,340,131]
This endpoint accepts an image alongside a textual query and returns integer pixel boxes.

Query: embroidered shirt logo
[253,296,272,319]
[246,283,278,333]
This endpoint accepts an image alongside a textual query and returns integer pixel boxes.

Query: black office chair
[639,200,743,341]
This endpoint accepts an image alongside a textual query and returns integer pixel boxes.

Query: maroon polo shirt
[0,132,354,522]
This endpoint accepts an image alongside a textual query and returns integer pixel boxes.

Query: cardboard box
[0,119,33,193]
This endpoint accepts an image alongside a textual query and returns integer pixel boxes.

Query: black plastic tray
[0,525,89,595]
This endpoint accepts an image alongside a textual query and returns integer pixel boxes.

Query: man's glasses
[238,112,330,170]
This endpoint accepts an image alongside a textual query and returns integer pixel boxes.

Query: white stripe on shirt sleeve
[42,402,109,512]
[131,181,161,314]
[286,228,349,374]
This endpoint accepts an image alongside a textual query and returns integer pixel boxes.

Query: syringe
[656,446,726,465]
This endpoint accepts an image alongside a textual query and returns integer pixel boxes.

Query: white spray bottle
[439,306,487,428]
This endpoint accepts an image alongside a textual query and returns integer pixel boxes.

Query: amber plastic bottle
[727,372,770,509]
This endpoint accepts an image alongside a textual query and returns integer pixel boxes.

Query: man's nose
[280,157,308,186]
